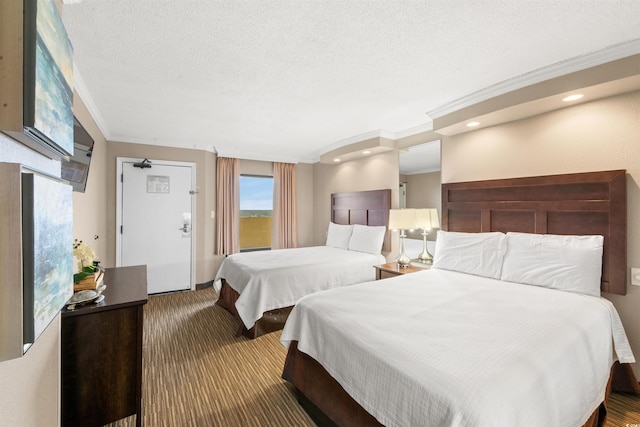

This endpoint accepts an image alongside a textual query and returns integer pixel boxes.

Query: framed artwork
[23,0,74,158]
[22,170,74,351]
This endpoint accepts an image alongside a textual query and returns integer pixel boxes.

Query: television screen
[61,117,94,192]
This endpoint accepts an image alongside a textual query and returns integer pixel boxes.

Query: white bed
[280,171,634,426]
[214,219,388,338]
[281,267,634,427]
[214,245,385,331]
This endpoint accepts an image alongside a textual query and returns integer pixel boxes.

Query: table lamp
[388,208,417,268]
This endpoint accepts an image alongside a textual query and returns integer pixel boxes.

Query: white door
[117,158,195,294]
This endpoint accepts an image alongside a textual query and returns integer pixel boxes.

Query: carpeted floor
[108,287,314,427]
[109,287,639,427]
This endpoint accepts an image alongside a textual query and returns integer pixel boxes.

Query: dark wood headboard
[331,189,391,252]
[441,170,627,295]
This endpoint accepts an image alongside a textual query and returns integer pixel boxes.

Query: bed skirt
[216,279,293,339]
[282,341,636,427]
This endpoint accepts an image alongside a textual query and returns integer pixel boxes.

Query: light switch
[631,268,640,286]
[210,211,215,219]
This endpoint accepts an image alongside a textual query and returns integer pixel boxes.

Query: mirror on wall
[399,140,441,242]
[399,140,441,209]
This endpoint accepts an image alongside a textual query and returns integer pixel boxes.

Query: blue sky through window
[240,176,273,210]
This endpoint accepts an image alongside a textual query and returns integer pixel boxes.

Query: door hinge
[120,225,123,234]
[121,173,123,183]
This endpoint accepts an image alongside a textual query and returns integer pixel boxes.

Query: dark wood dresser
[61,265,148,427]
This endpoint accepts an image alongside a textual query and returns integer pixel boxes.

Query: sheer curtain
[272,162,298,249]
[215,157,240,255]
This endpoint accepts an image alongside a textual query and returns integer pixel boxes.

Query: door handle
[179,224,191,232]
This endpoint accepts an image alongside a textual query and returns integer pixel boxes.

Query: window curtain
[215,157,240,255]
[272,162,298,249]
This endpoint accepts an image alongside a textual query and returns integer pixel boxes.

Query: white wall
[441,90,640,377]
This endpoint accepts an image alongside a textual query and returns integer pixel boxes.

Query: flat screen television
[61,117,94,192]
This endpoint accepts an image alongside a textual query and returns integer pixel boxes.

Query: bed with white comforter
[281,268,634,427]
[281,230,636,427]
[214,245,385,331]
[214,222,388,338]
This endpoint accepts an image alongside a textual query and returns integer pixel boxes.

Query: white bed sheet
[214,246,385,329]
[281,269,634,427]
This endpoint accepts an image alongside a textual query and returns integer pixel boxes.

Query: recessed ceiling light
[467,121,480,127]
[334,158,341,162]
[362,150,371,155]
[562,94,584,102]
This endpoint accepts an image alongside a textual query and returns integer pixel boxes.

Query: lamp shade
[415,208,440,229]
[388,208,417,230]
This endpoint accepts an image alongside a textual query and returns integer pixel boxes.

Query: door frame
[115,157,197,291]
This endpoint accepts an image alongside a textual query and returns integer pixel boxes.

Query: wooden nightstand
[374,262,428,280]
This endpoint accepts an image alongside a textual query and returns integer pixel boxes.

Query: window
[239,175,273,251]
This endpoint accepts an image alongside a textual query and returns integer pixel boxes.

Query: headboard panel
[331,189,391,252]
[442,170,626,295]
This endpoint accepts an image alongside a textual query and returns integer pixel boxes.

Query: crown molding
[318,129,395,157]
[215,147,305,164]
[73,65,112,140]
[427,38,640,119]
[394,122,434,139]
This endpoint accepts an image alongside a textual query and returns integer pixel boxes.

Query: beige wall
[72,94,108,265]
[0,316,61,427]
[313,150,400,259]
[441,90,640,377]
[105,141,218,283]
[0,134,63,426]
[240,158,273,176]
[400,171,442,212]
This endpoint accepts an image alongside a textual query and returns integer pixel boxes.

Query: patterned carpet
[109,287,313,427]
[109,287,639,427]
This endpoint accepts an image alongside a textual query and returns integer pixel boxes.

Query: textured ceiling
[61,0,640,163]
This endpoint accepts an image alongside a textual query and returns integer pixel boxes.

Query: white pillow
[500,232,604,297]
[348,224,386,255]
[432,231,507,279]
[325,222,354,250]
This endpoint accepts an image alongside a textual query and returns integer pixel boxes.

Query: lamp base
[396,253,412,268]
[415,250,433,264]
[396,233,412,268]
[416,229,433,264]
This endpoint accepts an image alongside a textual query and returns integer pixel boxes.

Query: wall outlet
[631,268,640,286]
